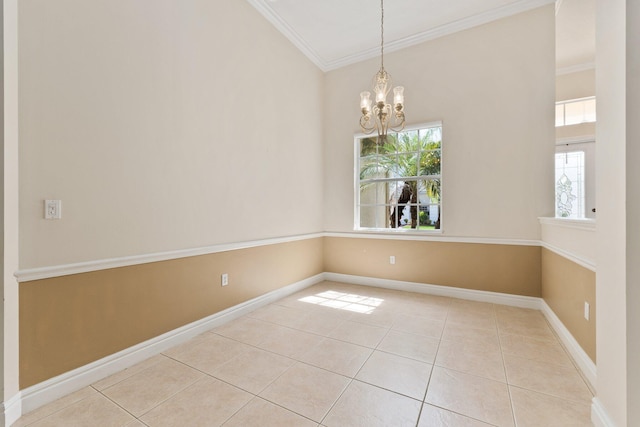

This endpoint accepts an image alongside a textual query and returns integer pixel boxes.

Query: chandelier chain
[380,0,384,70]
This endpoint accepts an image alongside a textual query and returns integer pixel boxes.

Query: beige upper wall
[323,6,555,240]
[18,0,325,269]
[556,69,595,101]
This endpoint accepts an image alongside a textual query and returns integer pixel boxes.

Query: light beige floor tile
[163,333,251,374]
[101,357,204,417]
[500,333,574,367]
[291,310,345,335]
[392,314,445,338]
[248,304,310,327]
[93,354,166,391]
[348,308,397,327]
[273,293,320,310]
[12,387,97,427]
[298,337,372,377]
[124,421,146,427]
[445,309,497,330]
[441,323,500,346]
[256,325,324,359]
[377,330,440,363]
[211,347,295,394]
[27,394,134,427]
[497,316,557,340]
[327,320,388,348]
[222,397,318,427]
[259,362,350,423]
[510,386,593,426]
[425,367,514,427]
[323,380,422,427]
[418,403,493,427]
[212,316,274,346]
[355,350,432,400]
[495,305,543,320]
[139,376,252,426]
[397,302,450,321]
[503,354,592,403]
[448,299,496,315]
[435,339,506,382]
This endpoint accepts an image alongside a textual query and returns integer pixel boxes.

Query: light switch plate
[44,200,62,219]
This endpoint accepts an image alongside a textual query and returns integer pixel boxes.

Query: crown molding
[247,0,555,72]
[245,0,326,71]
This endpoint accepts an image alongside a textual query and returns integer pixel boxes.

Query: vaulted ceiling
[247,0,595,73]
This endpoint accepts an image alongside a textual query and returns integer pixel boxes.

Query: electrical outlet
[221,273,229,286]
[390,256,396,265]
[584,301,590,320]
[44,200,62,219]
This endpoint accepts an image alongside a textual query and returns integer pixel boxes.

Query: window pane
[555,104,565,127]
[359,205,382,228]
[564,102,584,125]
[359,137,379,157]
[419,151,441,176]
[555,151,585,218]
[583,98,596,122]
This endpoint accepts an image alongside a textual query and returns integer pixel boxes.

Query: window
[355,123,442,231]
[555,150,585,218]
[556,97,596,127]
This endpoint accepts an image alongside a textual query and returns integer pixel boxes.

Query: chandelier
[359,0,405,141]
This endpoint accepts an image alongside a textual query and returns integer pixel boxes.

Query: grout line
[494,305,518,427]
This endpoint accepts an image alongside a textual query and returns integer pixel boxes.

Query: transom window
[355,123,442,231]
[555,97,596,127]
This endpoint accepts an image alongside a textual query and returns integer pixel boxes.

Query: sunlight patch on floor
[299,290,384,314]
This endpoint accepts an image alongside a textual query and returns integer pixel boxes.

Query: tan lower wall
[19,238,323,388]
[541,248,596,362]
[323,237,541,297]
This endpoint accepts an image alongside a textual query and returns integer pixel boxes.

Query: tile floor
[14,281,594,427]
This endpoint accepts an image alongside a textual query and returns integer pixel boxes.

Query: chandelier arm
[359,115,377,134]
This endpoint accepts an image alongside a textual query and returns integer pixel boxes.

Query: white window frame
[353,121,443,233]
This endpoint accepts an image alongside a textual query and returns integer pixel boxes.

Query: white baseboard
[591,397,617,427]
[18,273,324,416]
[323,272,542,309]
[540,300,597,390]
[2,392,21,427]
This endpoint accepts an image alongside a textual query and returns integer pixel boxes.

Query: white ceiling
[247,0,595,73]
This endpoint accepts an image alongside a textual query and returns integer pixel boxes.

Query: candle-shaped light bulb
[375,89,386,104]
[393,86,404,106]
[360,91,372,112]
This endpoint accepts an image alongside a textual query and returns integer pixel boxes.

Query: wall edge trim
[591,397,617,427]
[15,233,324,282]
[324,232,540,247]
[2,392,21,427]
[18,273,324,416]
[323,272,542,309]
[540,299,597,390]
[541,242,596,271]
[16,233,542,282]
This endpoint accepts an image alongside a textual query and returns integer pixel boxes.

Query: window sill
[538,217,595,231]
[353,228,443,235]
